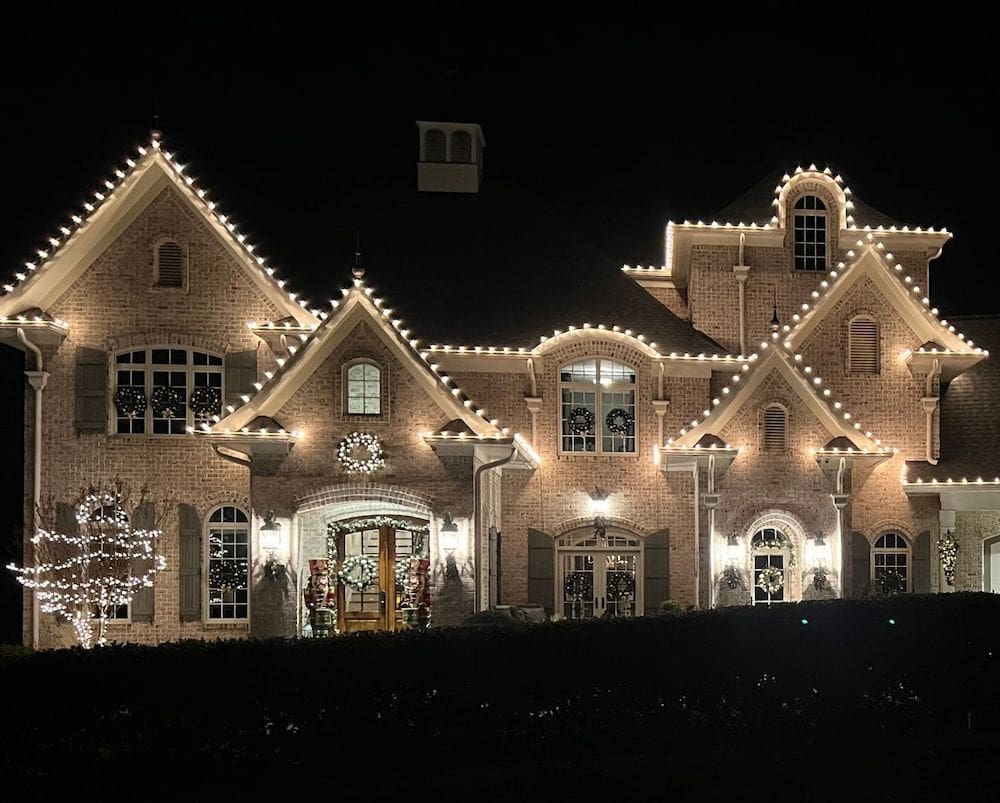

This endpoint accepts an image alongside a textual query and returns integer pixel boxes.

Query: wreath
[568,407,595,435]
[563,572,593,599]
[337,432,385,475]
[190,386,221,416]
[606,572,635,601]
[337,554,378,591]
[876,568,906,596]
[394,556,414,592]
[723,566,743,590]
[813,568,829,591]
[151,386,186,418]
[757,566,784,595]
[605,407,634,435]
[114,387,147,418]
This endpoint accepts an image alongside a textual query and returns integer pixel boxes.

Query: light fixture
[259,511,284,580]
[589,487,610,539]
[439,512,459,554]
[813,531,826,547]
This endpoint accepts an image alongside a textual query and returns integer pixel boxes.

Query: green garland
[752,531,797,568]
[326,518,430,561]
[937,533,958,587]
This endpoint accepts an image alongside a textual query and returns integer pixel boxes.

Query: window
[114,347,223,435]
[425,129,445,162]
[762,404,787,451]
[752,527,790,604]
[154,240,185,287]
[849,317,879,373]
[793,195,828,271]
[89,505,129,620]
[560,358,636,453]
[345,361,381,415]
[207,506,249,620]
[872,532,909,594]
[451,130,472,163]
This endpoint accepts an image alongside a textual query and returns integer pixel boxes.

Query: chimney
[416,121,486,193]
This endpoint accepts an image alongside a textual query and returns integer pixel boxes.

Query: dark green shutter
[130,502,156,622]
[527,529,554,616]
[913,531,931,593]
[179,504,201,622]
[643,529,670,616]
[74,347,108,433]
[55,502,77,535]
[851,531,871,598]
[224,350,258,411]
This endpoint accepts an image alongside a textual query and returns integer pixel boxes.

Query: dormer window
[154,240,186,287]
[793,195,828,271]
[345,361,382,415]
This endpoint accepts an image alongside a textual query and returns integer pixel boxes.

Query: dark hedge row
[4,594,1000,795]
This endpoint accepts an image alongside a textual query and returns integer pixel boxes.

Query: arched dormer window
[425,129,446,162]
[848,316,879,374]
[450,130,472,163]
[560,358,636,454]
[154,239,186,287]
[872,532,909,594]
[344,360,382,415]
[762,404,787,451]
[793,195,828,271]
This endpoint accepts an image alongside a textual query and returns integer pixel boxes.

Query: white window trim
[205,505,251,623]
[871,532,911,593]
[558,357,638,457]
[342,358,386,418]
[112,345,224,436]
[847,314,880,375]
[761,402,789,452]
[792,194,829,272]
[555,527,644,619]
[152,237,188,291]
[750,527,792,605]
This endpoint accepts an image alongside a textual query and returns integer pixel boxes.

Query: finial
[770,287,780,331]
[352,228,365,279]
[150,97,162,143]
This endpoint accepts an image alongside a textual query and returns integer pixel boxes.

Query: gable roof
[668,341,886,453]
[0,137,317,326]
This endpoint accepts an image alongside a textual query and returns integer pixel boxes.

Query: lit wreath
[568,407,595,435]
[757,566,784,595]
[337,554,378,591]
[189,386,221,417]
[337,432,385,475]
[114,387,147,419]
[151,386,186,418]
[605,407,634,435]
[394,556,414,592]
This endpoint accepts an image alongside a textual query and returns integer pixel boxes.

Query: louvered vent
[763,405,787,451]
[849,318,879,373]
[156,242,184,287]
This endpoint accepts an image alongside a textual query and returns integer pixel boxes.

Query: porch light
[439,512,459,554]
[259,511,284,580]
[589,487,610,539]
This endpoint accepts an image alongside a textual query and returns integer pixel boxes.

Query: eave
[0,316,69,348]
[904,348,986,384]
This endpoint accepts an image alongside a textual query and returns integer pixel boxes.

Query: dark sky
[0,9,995,318]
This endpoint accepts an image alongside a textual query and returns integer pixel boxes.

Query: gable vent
[155,241,185,287]
[762,404,787,451]
[849,318,879,373]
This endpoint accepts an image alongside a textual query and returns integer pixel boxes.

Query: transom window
[345,361,382,415]
[793,195,828,271]
[560,358,636,453]
[872,532,909,595]
[207,506,249,620]
[114,347,223,435]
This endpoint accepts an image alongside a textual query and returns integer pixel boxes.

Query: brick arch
[539,333,656,367]
[778,174,847,230]
[553,516,650,538]
[103,330,238,355]
[294,483,434,515]
[742,508,807,546]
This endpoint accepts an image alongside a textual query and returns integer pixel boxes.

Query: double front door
[560,551,640,619]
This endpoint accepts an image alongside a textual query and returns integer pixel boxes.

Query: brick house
[3,124,997,649]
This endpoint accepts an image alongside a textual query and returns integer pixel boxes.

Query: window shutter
[762,405,786,451]
[527,529,554,616]
[851,531,871,597]
[643,529,670,616]
[155,242,184,287]
[849,319,879,373]
[55,502,78,535]
[130,502,156,622]
[178,503,201,622]
[74,347,108,434]
[224,350,258,412]
[913,530,931,593]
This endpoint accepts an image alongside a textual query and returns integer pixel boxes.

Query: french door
[753,552,786,604]
[560,551,640,619]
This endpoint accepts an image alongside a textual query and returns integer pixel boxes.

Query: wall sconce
[809,531,827,569]
[726,530,741,563]
[259,510,284,580]
[589,487,610,539]
[439,512,459,555]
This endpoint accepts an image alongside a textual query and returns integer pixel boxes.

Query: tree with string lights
[7,479,166,648]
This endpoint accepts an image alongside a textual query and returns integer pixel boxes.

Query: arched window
[849,316,879,373]
[560,358,636,454]
[872,532,909,595]
[762,404,787,451]
[154,240,185,287]
[751,527,791,604]
[450,130,472,163]
[425,129,446,162]
[345,361,382,415]
[207,506,249,620]
[793,195,828,271]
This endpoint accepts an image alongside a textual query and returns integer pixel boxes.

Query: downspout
[692,465,700,609]
[734,233,750,357]
[706,454,715,609]
[473,445,516,612]
[922,358,940,465]
[17,328,49,651]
